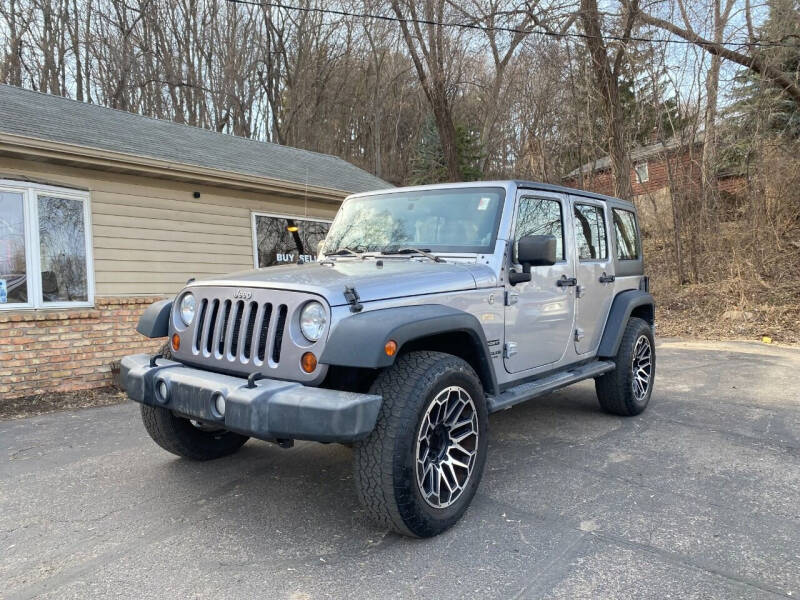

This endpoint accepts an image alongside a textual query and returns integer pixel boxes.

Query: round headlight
[300,301,327,342]
[179,293,196,326]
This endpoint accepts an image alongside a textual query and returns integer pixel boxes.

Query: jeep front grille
[194,298,288,366]
[172,285,328,382]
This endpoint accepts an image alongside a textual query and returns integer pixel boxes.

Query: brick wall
[563,151,703,198]
[0,297,166,400]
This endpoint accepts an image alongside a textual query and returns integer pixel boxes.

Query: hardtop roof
[346,179,636,210]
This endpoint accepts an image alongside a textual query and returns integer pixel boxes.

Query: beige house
[0,84,388,399]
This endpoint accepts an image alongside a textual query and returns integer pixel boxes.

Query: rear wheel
[353,351,488,537]
[595,317,655,416]
[140,405,249,460]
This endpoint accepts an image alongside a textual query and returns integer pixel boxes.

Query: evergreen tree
[411,116,484,184]
[722,0,800,164]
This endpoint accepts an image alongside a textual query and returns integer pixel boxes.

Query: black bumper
[121,354,382,443]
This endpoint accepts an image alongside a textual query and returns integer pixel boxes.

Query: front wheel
[353,351,488,537]
[140,405,249,460]
[595,317,655,416]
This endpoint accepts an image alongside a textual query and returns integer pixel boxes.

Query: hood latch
[344,286,363,313]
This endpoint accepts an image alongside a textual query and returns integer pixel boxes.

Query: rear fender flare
[597,290,655,358]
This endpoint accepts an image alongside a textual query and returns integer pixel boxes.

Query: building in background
[0,84,388,400]
[562,135,746,231]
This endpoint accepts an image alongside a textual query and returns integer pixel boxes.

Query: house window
[252,213,332,268]
[634,162,649,183]
[0,180,94,309]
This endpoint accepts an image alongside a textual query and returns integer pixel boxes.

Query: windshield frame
[322,186,507,256]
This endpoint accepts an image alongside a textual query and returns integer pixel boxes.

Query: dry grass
[0,387,128,421]
[645,223,800,345]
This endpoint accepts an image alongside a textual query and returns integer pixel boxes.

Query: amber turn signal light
[171,333,181,352]
[384,340,397,357]
[301,352,317,373]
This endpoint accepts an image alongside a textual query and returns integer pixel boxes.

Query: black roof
[513,180,633,205]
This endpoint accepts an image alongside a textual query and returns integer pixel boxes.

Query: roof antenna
[304,166,309,217]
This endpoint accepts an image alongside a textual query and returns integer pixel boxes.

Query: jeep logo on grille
[233,289,252,300]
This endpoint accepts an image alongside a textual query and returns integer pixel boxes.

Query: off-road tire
[595,317,655,416]
[353,351,489,538]
[140,405,249,460]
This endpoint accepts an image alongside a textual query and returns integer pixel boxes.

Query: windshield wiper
[327,247,363,257]
[381,247,445,263]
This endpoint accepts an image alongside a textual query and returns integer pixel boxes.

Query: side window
[514,198,564,260]
[573,203,608,261]
[612,208,639,260]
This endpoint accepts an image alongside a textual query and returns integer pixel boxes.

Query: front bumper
[121,354,381,443]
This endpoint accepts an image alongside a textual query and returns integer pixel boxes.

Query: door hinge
[504,291,519,306]
[575,328,585,342]
[503,342,518,358]
[576,285,585,298]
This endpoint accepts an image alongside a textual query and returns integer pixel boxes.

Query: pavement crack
[9,446,37,460]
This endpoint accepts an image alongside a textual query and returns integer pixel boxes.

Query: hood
[190,259,497,306]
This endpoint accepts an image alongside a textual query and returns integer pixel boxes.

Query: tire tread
[595,317,654,416]
[140,404,248,461]
[353,351,486,537]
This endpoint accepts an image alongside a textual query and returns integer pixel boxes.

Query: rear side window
[612,208,640,260]
[514,198,564,260]
[573,203,608,260]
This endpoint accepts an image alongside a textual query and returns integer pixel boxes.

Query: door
[504,193,576,373]
[571,199,615,354]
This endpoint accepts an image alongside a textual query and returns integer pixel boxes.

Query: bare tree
[636,4,800,105]
[390,0,463,181]
[578,0,639,200]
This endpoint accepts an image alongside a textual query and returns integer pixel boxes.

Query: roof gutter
[0,132,350,203]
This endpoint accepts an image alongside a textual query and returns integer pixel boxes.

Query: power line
[225,0,800,50]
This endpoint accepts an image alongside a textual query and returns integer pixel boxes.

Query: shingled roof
[0,84,389,195]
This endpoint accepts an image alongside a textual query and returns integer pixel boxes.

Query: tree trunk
[578,0,634,200]
[391,0,462,182]
[701,51,720,214]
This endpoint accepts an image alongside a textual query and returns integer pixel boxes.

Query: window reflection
[255,215,331,267]
[613,208,639,260]
[0,191,28,304]
[515,198,564,260]
[38,196,88,302]
[574,204,608,261]
[322,188,504,254]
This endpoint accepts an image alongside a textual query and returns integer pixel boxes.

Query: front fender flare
[320,304,497,394]
[136,299,172,338]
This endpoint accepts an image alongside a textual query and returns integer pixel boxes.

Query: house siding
[1,156,339,296]
[0,156,342,399]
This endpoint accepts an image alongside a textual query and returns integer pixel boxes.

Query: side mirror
[509,235,557,285]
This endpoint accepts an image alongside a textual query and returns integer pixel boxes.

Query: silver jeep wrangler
[122,181,655,537]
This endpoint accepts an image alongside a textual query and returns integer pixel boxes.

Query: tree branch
[637,10,800,105]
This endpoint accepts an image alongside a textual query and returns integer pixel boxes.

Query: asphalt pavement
[2,339,800,599]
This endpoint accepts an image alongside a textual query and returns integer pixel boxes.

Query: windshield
[322,187,505,255]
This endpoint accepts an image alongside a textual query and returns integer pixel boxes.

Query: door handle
[557,275,577,287]
[599,272,615,284]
